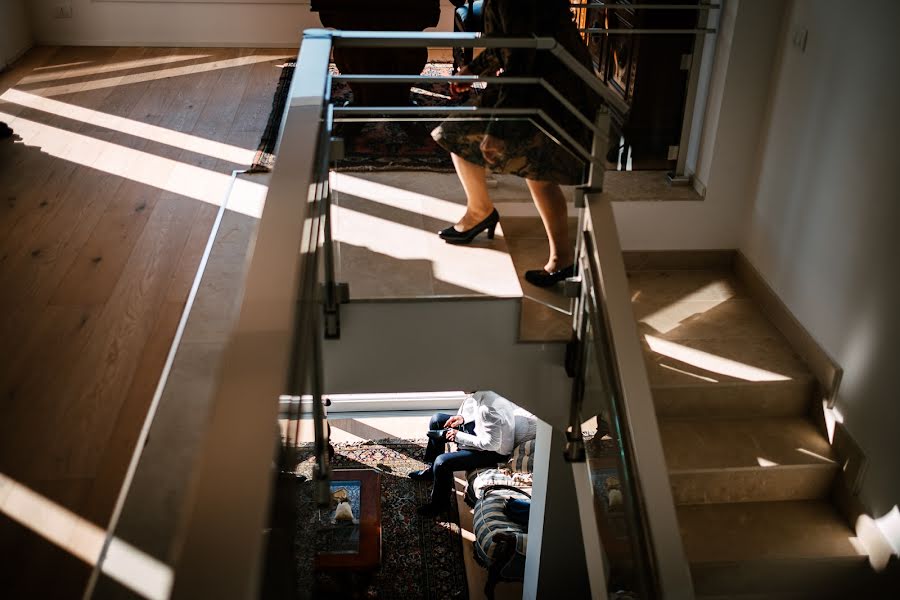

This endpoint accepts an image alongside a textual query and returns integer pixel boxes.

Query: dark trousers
[424,412,507,507]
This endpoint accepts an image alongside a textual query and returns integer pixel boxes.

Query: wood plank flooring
[0,45,292,597]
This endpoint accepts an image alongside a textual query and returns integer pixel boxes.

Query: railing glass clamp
[335,282,350,304]
[563,429,586,463]
[323,282,350,339]
[574,185,603,208]
[330,136,345,162]
[563,275,582,298]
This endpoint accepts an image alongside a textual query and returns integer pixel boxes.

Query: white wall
[0,0,32,70]
[613,0,786,251]
[323,300,575,430]
[27,0,455,47]
[742,0,900,517]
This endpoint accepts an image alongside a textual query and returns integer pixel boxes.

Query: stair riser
[671,466,837,504]
[653,378,815,419]
[691,558,873,598]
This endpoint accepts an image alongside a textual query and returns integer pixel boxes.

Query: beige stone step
[678,500,869,597]
[661,418,838,504]
[331,171,523,301]
[629,269,816,418]
[652,378,815,419]
[503,216,579,343]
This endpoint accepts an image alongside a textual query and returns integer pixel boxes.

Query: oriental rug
[294,440,469,600]
[253,63,460,173]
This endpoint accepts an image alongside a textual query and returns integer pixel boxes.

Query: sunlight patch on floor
[333,204,520,297]
[0,473,172,600]
[645,334,791,382]
[0,110,266,218]
[32,60,94,72]
[17,53,212,85]
[823,401,845,443]
[297,414,432,443]
[332,172,464,223]
[855,508,900,570]
[24,54,293,97]
[1,89,257,165]
[794,448,837,464]
[658,363,719,383]
[639,282,733,334]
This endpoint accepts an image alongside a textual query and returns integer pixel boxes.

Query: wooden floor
[0,45,292,597]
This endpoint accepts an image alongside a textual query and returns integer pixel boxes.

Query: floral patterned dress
[431,0,598,185]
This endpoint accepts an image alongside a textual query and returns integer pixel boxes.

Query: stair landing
[331,171,522,300]
[331,171,577,341]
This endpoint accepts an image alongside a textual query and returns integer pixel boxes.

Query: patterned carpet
[294,441,469,600]
[253,63,461,173]
[330,62,458,172]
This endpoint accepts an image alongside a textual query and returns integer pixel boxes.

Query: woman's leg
[450,152,495,231]
[525,178,574,272]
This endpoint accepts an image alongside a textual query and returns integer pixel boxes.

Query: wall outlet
[54,4,73,19]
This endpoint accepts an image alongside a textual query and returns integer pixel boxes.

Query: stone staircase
[625,264,877,598]
[321,170,891,596]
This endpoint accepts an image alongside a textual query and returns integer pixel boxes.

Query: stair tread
[641,334,811,387]
[660,417,837,471]
[678,500,863,563]
[627,269,813,388]
[332,172,525,302]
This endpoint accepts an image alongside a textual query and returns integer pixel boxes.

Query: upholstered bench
[473,485,530,599]
[465,438,535,599]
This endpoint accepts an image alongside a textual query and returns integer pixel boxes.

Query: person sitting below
[410,390,516,517]
[431,0,598,288]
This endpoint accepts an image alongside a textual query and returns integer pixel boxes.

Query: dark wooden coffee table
[314,468,382,572]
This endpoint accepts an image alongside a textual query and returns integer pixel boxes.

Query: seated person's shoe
[416,502,450,517]
[524,264,575,288]
[408,467,434,481]
[426,429,448,442]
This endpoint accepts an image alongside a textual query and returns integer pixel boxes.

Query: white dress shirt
[453,391,517,456]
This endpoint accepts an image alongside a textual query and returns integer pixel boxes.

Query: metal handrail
[321,30,632,116]
[574,196,695,599]
[570,2,720,8]
[157,24,700,599]
[332,73,613,137]
[167,32,335,599]
[322,28,693,598]
[332,106,598,165]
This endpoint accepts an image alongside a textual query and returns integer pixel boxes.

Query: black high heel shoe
[438,209,500,245]
[524,264,575,288]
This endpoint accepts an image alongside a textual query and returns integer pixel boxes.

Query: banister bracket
[323,282,350,339]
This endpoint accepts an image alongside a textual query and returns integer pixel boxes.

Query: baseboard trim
[734,250,843,405]
[1,43,34,73]
[832,459,867,535]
